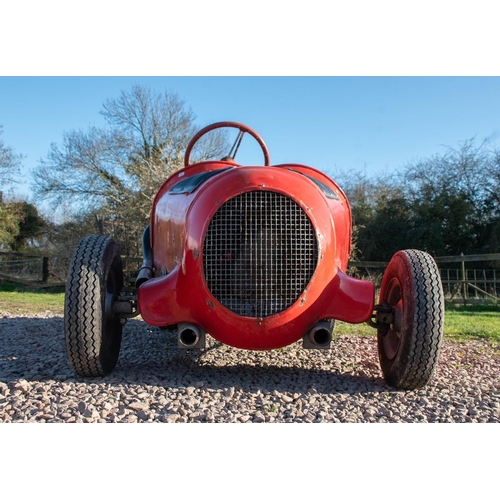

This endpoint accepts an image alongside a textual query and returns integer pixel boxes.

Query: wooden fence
[1,250,500,303]
[0,251,140,289]
[350,253,500,303]
[0,251,56,288]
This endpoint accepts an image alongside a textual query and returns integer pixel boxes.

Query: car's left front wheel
[377,249,444,389]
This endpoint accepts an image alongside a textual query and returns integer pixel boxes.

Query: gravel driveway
[1,311,499,423]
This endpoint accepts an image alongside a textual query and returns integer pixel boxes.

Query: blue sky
[1,76,500,207]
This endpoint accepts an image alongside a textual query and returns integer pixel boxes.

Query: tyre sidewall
[377,251,416,385]
[99,239,124,374]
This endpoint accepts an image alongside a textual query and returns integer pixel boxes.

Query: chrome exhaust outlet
[178,323,206,349]
[303,321,333,349]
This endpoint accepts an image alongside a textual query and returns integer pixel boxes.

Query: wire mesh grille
[203,190,318,318]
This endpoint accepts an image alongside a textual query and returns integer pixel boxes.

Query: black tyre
[377,249,444,389]
[65,235,124,377]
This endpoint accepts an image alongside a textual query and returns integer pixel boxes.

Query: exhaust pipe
[178,323,206,349]
[136,225,154,288]
[303,321,333,349]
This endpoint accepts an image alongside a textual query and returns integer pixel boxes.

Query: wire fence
[1,250,499,302]
[0,252,141,288]
[0,252,70,287]
[440,268,500,302]
[0,257,43,280]
[350,253,500,304]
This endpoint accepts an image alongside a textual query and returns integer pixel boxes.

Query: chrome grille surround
[203,190,318,318]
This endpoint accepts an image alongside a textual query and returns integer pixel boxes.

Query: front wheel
[65,235,124,377]
[377,250,444,389]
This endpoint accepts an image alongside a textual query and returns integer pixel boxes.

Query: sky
[2,76,500,210]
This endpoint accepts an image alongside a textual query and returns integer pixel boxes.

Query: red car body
[138,158,374,350]
[65,121,444,389]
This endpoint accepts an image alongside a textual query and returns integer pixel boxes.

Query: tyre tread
[64,235,121,377]
[379,249,444,389]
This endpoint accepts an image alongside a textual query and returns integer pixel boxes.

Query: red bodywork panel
[137,160,375,350]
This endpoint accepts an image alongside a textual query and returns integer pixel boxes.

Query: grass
[335,302,500,344]
[0,281,65,315]
[442,303,500,343]
[1,281,499,344]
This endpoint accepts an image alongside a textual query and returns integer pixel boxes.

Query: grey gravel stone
[128,401,149,411]
[223,387,235,399]
[0,312,499,423]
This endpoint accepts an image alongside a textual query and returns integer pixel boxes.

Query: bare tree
[32,85,229,255]
[336,137,500,260]
[0,125,23,186]
[401,138,496,255]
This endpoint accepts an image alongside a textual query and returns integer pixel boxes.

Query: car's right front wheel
[377,249,444,389]
[65,235,124,377]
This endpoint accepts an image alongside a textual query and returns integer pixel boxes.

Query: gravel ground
[1,311,499,423]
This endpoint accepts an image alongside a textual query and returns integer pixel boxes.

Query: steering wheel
[184,121,271,167]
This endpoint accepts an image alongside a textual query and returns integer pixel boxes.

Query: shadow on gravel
[115,362,391,395]
[0,316,393,395]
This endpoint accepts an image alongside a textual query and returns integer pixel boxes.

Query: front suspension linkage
[366,303,393,334]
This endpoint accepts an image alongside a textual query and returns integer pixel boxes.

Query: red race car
[64,122,444,389]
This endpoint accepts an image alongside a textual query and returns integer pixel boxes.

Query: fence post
[461,253,467,306]
[42,257,49,283]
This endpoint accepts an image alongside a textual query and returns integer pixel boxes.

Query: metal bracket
[366,303,393,333]
[113,293,140,319]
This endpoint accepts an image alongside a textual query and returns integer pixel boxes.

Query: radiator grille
[203,190,318,318]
